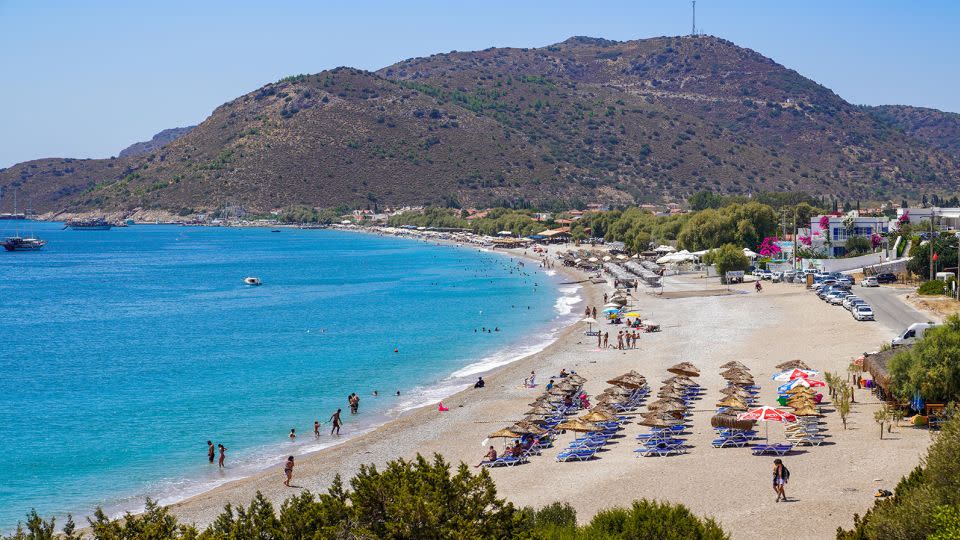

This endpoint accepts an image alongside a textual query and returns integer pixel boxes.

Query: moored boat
[244,277,262,286]
[2,236,46,251]
[65,217,113,230]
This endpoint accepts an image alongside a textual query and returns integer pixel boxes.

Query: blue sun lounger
[751,443,793,456]
[556,448,598,462]
[635,442,687,457]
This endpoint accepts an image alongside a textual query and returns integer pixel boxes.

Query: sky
[1,0,958,168]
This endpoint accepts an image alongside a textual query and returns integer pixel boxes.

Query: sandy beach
[168,246,931,539]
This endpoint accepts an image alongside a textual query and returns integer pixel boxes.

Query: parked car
[838,276,855,286]
[876,273,898,284]
[861,276,879,287]
[760,270,773,280]
[842,296,862,310]
[828,292,851,305]
[771,272,783,283]
[853,305,875,321]
[847,299,869,312]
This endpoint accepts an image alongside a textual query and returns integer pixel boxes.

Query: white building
[896,208,960,230]
[810,214,891,258]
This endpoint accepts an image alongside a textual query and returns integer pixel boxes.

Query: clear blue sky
[1,0,957,168]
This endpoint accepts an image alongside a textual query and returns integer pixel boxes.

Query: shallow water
[0,222,575,529]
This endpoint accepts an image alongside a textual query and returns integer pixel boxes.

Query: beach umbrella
[720,385,751,396]
[582,317,598,332]
[643,410,684,422]
[663,375,697,386]
[776,359,811,370]
[567,373,586,385]
[667,362,700,377]
[648,398,686,412]
[607,378,644,389]
[596,394,627,405]
[721,368,752,379]
[785,386,815,396]
[624,312,642,318]
[602,307,620,315]
[772,368,820,382]
[489,427,520,438]
[526,405,556,416]
[580,409,617,423]
[717,395,749,409]
[511,422,548,436]
[720,360,749,370]
[556,420,601,432]
[711,413,757,431]
[791,405,822,417]
[777,378,825,393]
[640,415,679,428]
[603,302,621,308]
[737,407,798,442]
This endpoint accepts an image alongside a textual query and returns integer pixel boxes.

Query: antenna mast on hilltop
[691,1,697,36]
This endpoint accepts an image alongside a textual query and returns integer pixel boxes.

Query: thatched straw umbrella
[776,359,811,370]
[607,376,645,389]
[567,373,586,385]
[720,360,749,370]
[526,405,556,416]
[791,405,822,417]
[511,422,548,436]
[648,397,686,410]
[663,375,697,386]
[720,386,751,397]
[721,368,752,379]
[580,409,617,423]
[710,413,756,431]
[717,395,749,409]
[489,427,520,438]
[667,362,700,377]
[556,419,602,432]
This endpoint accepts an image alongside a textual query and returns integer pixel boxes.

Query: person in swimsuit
[330,408,342,436]
[314,421,320,438]
[475,446,497,468]
[218,444,226,468]
[207,441,215,463]
[283,456,294,487]
[289,428,296,440]
[773,458,789,502]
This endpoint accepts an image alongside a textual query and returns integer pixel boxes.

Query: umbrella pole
[766,422,769,443]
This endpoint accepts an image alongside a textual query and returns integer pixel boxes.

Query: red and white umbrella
[772,368,819,382]
[737,406,798,441]
[777,378,826,392]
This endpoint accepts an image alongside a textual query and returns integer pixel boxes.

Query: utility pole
[929,210,936,281]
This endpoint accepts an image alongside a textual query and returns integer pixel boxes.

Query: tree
[845,235,872,256]
[907,235,959,280]
[703,244,751,283]
[838,383,852,430]
[874,408,889,439]
[889,315,960,403]
[536,499,729,540]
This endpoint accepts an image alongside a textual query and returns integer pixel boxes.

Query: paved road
[853,284,931,334]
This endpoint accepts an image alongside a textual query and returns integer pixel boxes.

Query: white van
[891,322,938,347]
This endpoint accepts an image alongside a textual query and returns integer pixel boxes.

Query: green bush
[889,315,960,403]
[703,243,752,281]
[918,280,947,295]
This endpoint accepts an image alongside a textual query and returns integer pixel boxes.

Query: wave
[553,285,582,316]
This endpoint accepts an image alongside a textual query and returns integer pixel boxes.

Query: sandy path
[169,263,930,540]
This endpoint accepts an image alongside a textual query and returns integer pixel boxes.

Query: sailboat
[2,189,46,251]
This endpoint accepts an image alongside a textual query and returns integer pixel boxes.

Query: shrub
[888,315,960,403]
[918,279,947,296]
[703,243,751,281]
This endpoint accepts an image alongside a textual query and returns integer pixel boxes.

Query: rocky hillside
[865,105,960,157]
[2,35,959,215]
[118,126,196,158]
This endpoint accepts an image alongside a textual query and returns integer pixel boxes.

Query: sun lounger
[556,448,598,462]
[642,437,685,447]
[711,435,749,448]
[635,442,687,457]
[482,455,529,467]
[751,443,793,456]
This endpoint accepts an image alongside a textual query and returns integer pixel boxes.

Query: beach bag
[781,465,790,482]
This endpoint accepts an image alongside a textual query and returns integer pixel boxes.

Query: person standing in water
[330,409,342,436]
[218,444,226,468]
[283,456,294,487]
[207,441,215,463]
[289,428,296,440]
[314,421,320,438]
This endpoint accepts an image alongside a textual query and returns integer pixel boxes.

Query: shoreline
[93,232,593,524]
[164,242,601,526]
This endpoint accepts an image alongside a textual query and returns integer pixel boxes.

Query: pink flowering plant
[798,235,812,246]
[871,233,882,249]
[818,215,831,232]
[758,236,782,257]
[898,211,910,225]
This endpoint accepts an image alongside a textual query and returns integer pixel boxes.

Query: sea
[0,221,581,530]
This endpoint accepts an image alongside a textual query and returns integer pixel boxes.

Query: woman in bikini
[218,444,226,468]
[283,456,295,486]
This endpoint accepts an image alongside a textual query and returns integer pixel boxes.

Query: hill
[2,35,959,215]
[865,105,960,156]
[118,126,196,158]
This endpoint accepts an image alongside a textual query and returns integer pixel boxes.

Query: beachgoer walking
[585,306,591,318]
[591,306,597,319]
[597,331,602,348]
[603,293,608,303]
[756,281,763,292]
[207,440,215,463]
[773,458,790,502]
[218,444,226,468]
[603,332,609,348]
[314,421,320,438]
[330,409,342,436]
[289,428,296,440]
[283,456,294,487]
[617,331,624,350]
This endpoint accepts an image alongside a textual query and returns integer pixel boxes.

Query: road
[853,284,931,334]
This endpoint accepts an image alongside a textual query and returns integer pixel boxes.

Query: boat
[65,217,113,230]
[2,236,46,251]
[244,277,262,286]
[271,229,281,233]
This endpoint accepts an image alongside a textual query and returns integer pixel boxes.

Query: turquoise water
[0,222,578,529]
